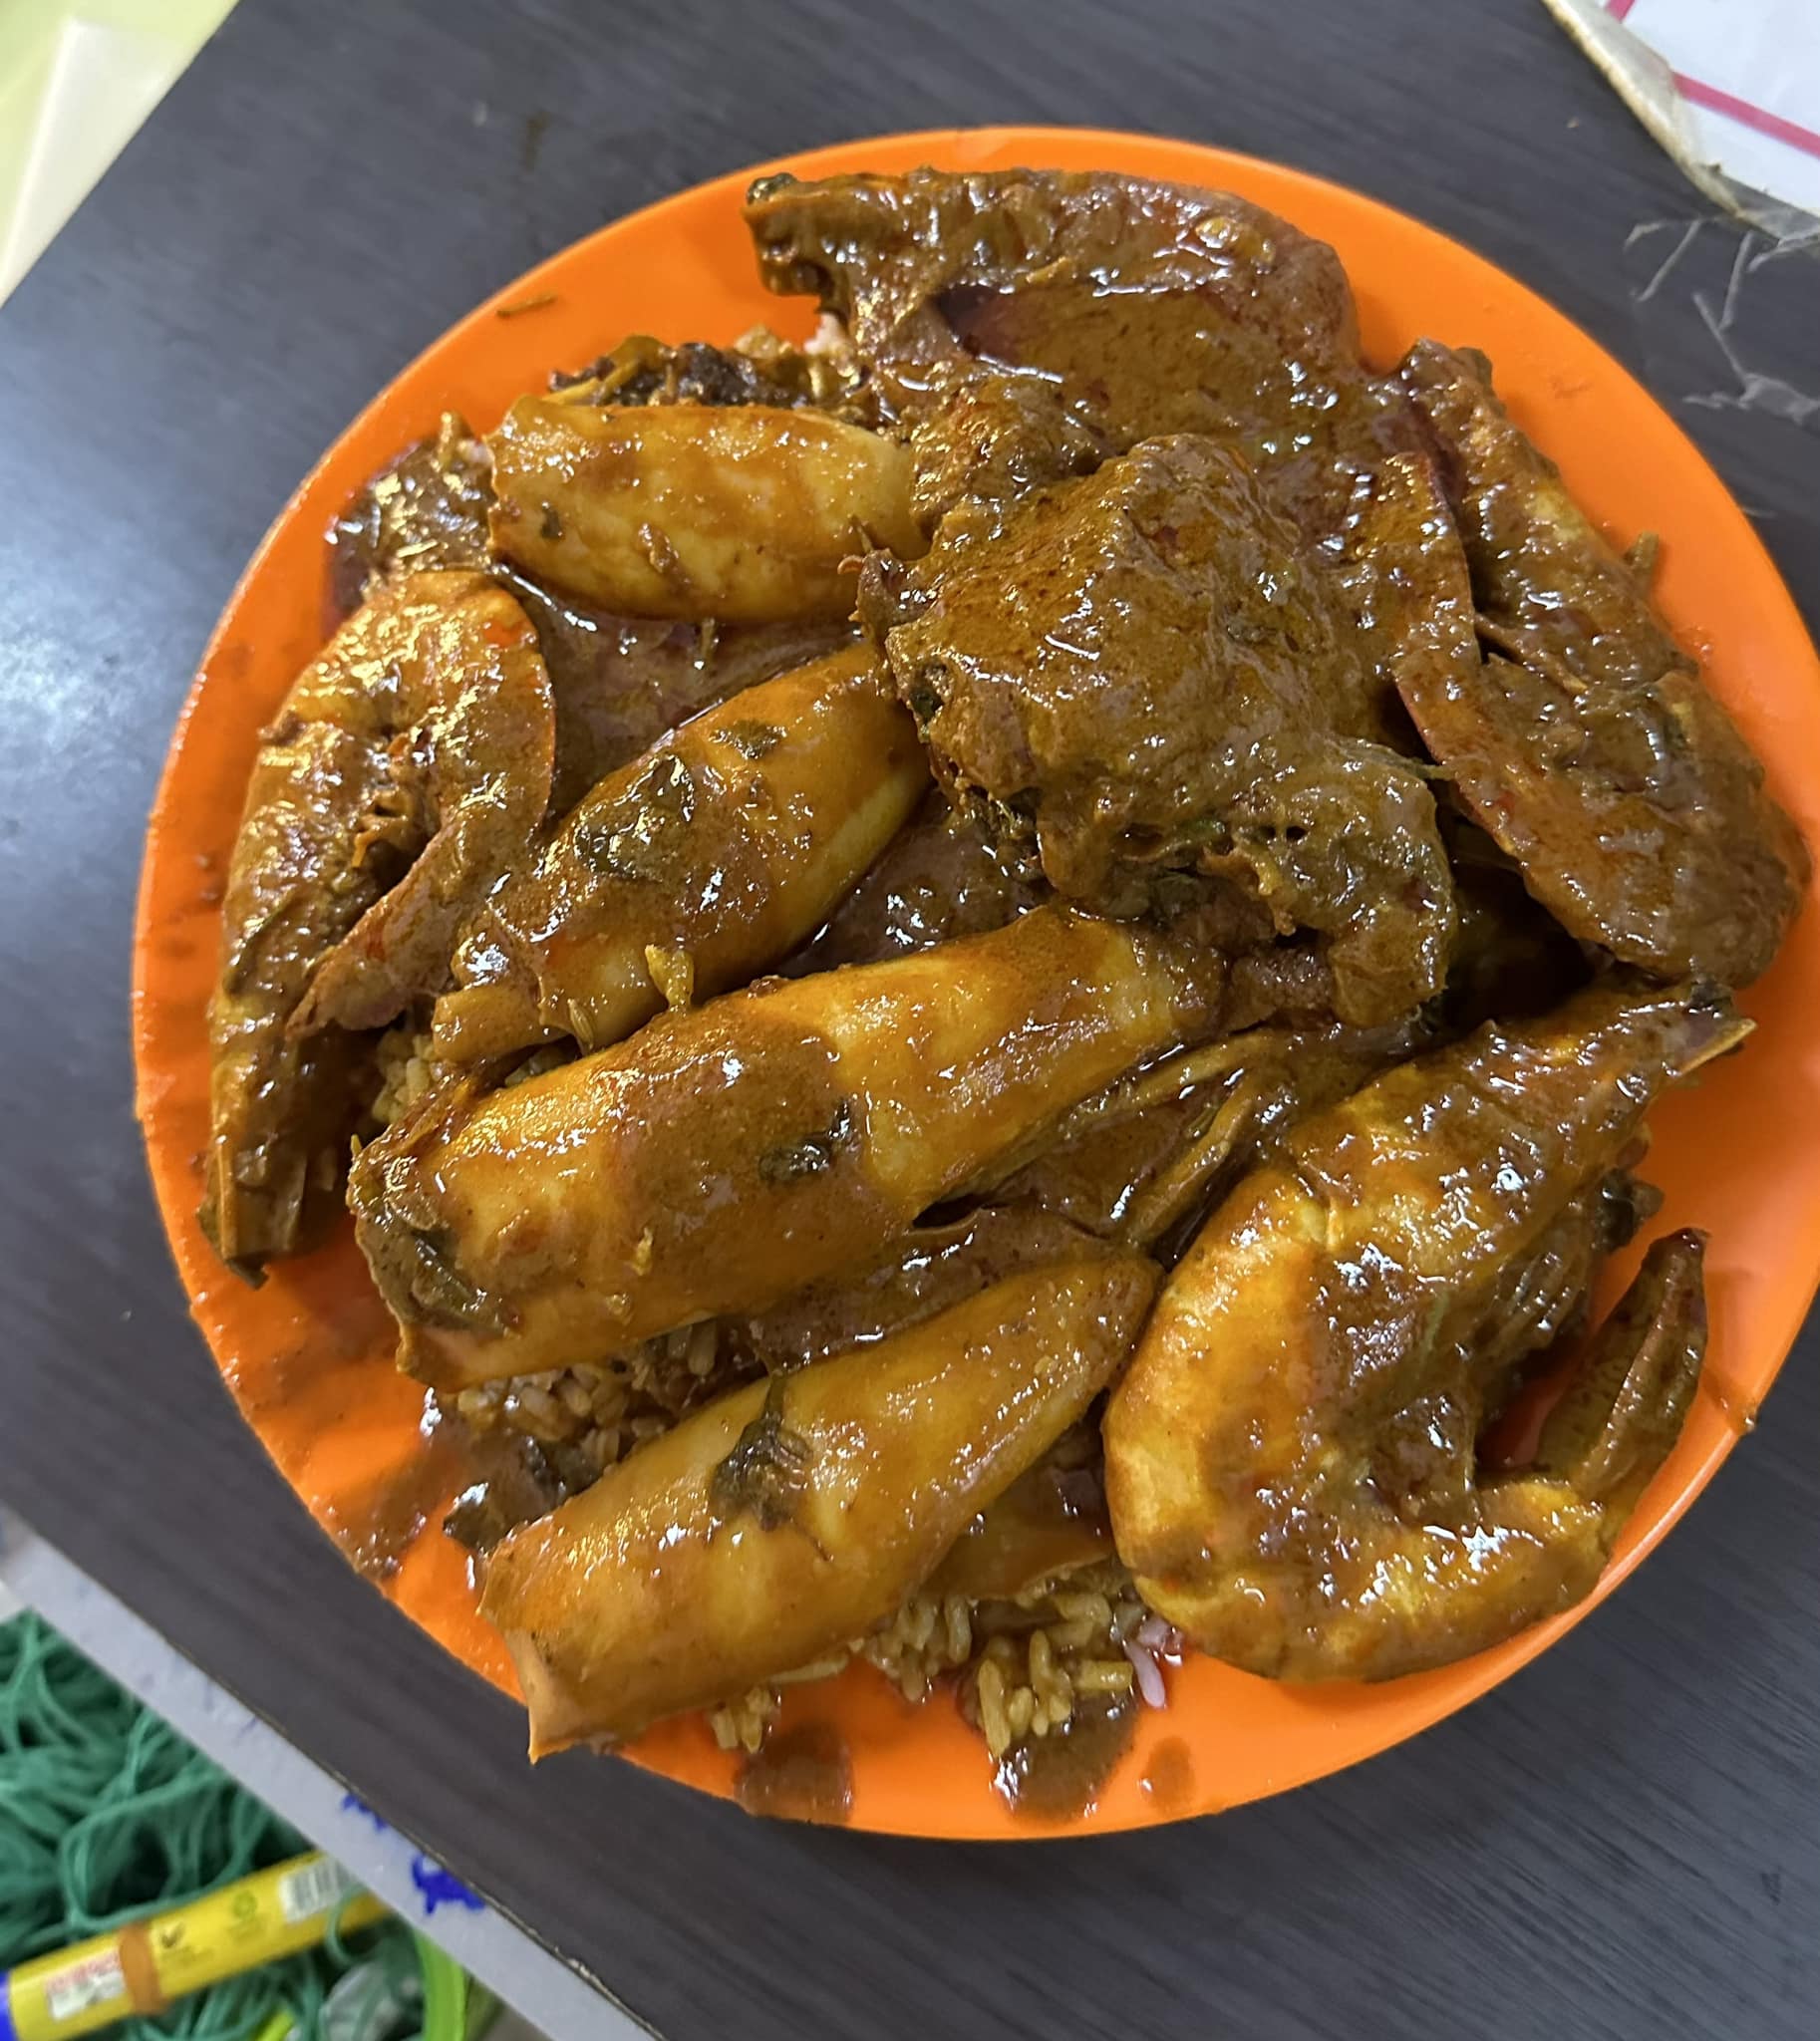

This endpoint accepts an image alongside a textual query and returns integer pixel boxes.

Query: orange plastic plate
[134,129,1820,1838]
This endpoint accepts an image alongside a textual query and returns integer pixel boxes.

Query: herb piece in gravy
[711,1376,814,1532]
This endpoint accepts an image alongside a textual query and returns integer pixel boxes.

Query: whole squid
[480,1253,1156,1754]
[433,646,927,1062]
[350,905,1225,1385]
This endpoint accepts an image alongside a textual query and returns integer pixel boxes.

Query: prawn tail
[1534,1230,1708,1519]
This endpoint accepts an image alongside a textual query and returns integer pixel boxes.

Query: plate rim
[134,124,1820,1840]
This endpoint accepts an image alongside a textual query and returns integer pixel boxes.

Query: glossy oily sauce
[1138,1736,1197,1816]
[994,1695,1138,1822]
[146,141,1816,1834]
[736,1722,855,1823]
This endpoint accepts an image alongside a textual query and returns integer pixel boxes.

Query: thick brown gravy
[1138,1736,1197,1816]
[322,1398,552,1583]
[994,1694,1137,1822]
[736,1722,855,1824]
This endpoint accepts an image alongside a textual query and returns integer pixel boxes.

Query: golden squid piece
[350,905,1224,1386]
[923,1422,1117,1603]
[1397,340,1808,988]
[433,646,927,1062]
[1104,983,1746,1680]
[479,1254,1157,1754]
[202,571,554,1274]
[486,398,923,623]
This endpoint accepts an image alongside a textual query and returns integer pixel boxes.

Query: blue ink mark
[336,1796,480,1913]
[411,1855,482,1914]
[340,1792,393,1833]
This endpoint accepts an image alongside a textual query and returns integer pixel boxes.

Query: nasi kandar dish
[199,167,1808,1800]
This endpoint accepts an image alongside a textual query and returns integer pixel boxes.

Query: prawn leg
[1534,1229,1705,1513]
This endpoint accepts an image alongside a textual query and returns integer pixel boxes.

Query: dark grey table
[2,3,1815,2037]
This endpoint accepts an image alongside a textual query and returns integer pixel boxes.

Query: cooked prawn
[1104,983,1746,1679]
[1397,341,1807,988]
[202,570,553,1273]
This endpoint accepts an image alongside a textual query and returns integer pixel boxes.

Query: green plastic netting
[0,1611,423,2041]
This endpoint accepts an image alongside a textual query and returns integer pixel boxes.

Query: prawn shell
[1103,985,1745,1678]
[202,571,554,1271]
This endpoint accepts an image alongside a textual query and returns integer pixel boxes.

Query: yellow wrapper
[2,1852,387,2041]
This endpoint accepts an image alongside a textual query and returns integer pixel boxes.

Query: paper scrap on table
[1545,0,1820,236]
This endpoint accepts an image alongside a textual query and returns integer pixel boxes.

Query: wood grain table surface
[1,2,1815,2035]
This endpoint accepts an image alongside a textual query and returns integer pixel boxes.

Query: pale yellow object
[481,1255,1159,1754]
[0,0,235,304]
[486,397,924,621]
[2,1850,385,2041]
